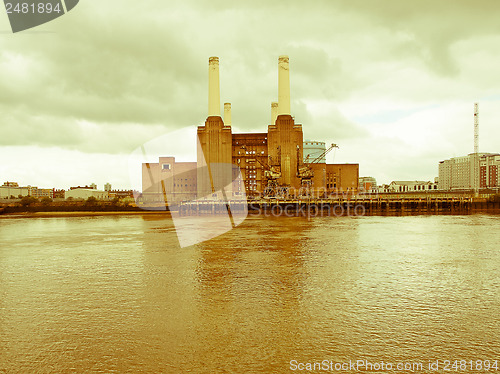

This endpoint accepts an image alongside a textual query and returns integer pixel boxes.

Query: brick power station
[142,56,359,204]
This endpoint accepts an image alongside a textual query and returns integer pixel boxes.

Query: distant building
[0,182,58,199]
[359,176,378,193]
[388,180,438,192]
[480,154,500,188]
[37,188,54,199]
[0,182,30,198]
[378,184,390,193]
[142,156,197,204]
[90,183,97,190]
[53,189,66,199]
[439,153,500,190]
[70,185,97,190]
[104,183,112,192]
[66,188,108,200]
[109,189,135,199]
[2,181,19,187]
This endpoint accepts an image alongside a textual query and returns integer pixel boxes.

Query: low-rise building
[142,156,198,204]
[109,190,135,199]
[37,188,54,199]
[0,181,33,198]
[2,181,19,187]
[66,188,108,200]
[53,189,66,199]
[359,176,378,193]
[0,185,29,198]
[388,180,438,192]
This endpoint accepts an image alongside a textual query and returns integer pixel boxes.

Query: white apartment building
[439,153,499,190]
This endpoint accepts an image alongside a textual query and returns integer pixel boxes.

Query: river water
[0,214,499,373]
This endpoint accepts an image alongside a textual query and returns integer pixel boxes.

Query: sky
[1,0,499,190]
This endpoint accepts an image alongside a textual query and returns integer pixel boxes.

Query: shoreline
[0,210,173,218]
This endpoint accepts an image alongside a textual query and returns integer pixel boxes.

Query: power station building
[142,56,359,203]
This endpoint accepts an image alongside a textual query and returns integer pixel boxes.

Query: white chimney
[271,102,278,125]
[208,57,220,117]
[224,103,232,126]
[278,55,290,115]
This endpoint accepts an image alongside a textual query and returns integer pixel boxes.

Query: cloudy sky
[1,0,499,189]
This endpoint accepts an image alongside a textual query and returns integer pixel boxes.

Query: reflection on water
[0,215,499,372]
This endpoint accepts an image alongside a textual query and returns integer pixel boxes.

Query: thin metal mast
[473,103,479,195]
[474,103,479,154]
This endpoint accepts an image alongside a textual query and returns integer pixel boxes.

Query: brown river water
[0,214,499,373]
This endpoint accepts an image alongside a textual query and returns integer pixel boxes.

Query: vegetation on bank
[0,196,144,214]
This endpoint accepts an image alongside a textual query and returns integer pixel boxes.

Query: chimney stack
[271,102,278,125]
[208,57,220,117]
[278,55,290,115]
[224,103,232,126]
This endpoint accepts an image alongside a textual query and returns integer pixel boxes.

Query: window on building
[162,163,171,170]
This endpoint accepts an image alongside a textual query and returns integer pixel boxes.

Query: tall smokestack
[208,57,220,117]
[271,102,278,125]
[224,103,232,126]
[278,55,290,115]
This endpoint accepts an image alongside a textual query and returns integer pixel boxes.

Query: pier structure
[178,195,500,216]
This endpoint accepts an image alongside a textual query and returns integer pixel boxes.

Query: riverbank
[0,210,172,218]
[0,200,172,217]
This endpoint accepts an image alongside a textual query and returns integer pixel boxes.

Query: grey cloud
[1,0,499,163]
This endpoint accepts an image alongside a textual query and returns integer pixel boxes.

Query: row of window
[237,150,266,155]
[397,185,437,191]
[234,139,267,145]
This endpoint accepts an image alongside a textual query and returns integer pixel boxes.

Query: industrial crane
[297,143,339,191]
[255,155,283,198]
[240,145,282,198]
